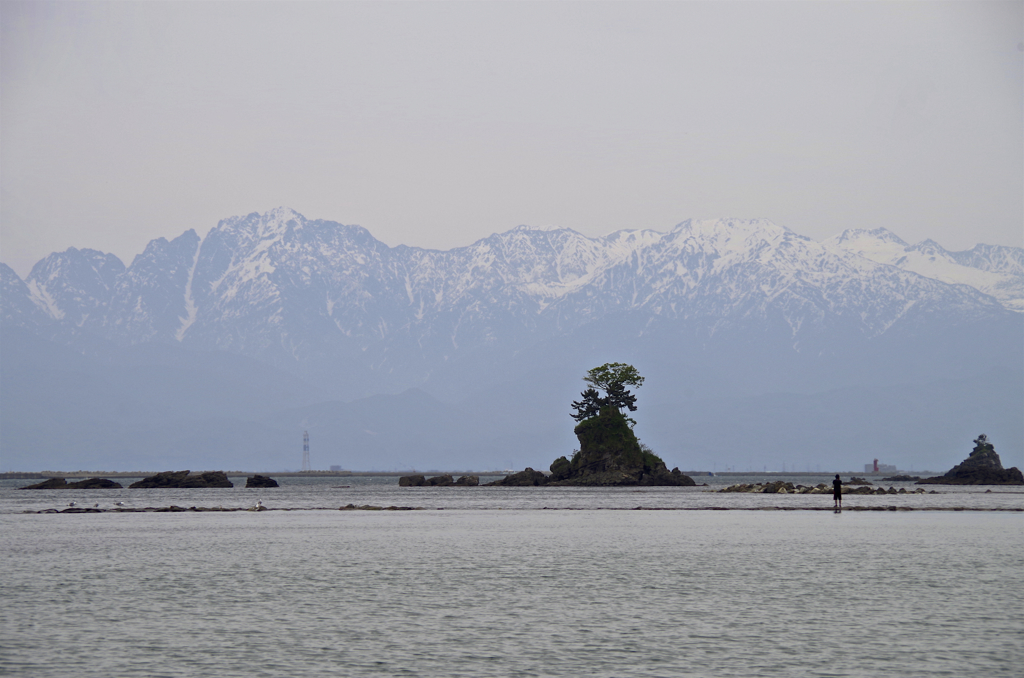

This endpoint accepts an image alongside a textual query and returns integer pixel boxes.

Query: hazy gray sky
[2,1,1021,277]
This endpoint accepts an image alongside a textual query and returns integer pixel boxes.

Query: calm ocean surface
[2,476,1021,677]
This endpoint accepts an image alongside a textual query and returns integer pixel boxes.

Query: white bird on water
[114,501,126,506]
[67,501,76,507]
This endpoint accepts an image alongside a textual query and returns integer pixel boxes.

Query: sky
[1,1,1022,278]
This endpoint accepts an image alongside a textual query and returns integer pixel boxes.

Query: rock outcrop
[487,408,695,487]
[128,470,234,488]
[486,468,549,486]
[19,477,123,490]
[918,435,1024,485]
[399,474,472,487]
[245,475,279,488]
[718,482,929,495]
[554,408,695,486]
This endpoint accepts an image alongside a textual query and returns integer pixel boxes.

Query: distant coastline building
[865,458,898,474]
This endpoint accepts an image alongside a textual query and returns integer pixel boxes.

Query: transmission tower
[302,431,311,472]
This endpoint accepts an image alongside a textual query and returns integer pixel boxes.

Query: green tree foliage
[570,388,603,422]
[583,363,645,393]
[571,362,644,424]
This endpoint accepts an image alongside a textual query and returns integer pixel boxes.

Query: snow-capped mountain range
[1,208,1021,472]
[6,208,1021,361]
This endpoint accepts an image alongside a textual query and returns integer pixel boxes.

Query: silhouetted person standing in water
[833,474,843,511]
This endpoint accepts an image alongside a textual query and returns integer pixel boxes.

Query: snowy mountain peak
[909,239,947,254]
[212,207,309,245]
[669,217,791,247]
[24,247,125,322]
[831,227,909,248]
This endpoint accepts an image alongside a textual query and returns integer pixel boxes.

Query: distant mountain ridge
[5,209,1020,371]
[1,208,1021,471]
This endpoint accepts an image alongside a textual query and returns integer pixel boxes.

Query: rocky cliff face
[919,435,1024,485]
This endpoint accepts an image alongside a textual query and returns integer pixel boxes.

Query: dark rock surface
[20,477,76,490]
[19,477,123,490]
[399,474,462,487]
[245,475,279,488]
[486,468,549,486]
[918,435,1024,485]
[128,470,234,489]
[454,475,479,486]
[718,481,929,495]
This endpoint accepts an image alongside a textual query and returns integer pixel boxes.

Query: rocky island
[918,435,1023,485]
[487,363,695,487]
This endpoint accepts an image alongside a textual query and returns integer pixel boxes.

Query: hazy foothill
[1,208,1022,473]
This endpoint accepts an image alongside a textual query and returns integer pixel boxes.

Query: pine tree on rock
[570,362,644,425]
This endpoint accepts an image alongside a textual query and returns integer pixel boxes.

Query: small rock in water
[245,475,279,488]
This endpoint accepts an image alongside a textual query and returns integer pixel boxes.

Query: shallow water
[2,473,1022,513]
[1,479,1021,677]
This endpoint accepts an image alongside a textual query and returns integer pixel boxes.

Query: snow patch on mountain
[26,277,64,320]
[176,232,204,341]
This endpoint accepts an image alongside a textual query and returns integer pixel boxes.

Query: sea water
[1,480,1021,677]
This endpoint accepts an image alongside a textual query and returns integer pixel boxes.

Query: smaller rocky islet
[22,471,284,490]
[917,435,1023,485]
[126,470,284,488]
[19,477,123,490]
[245,474,280,488]
[398,474,479,486]
[128,470,235,488]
